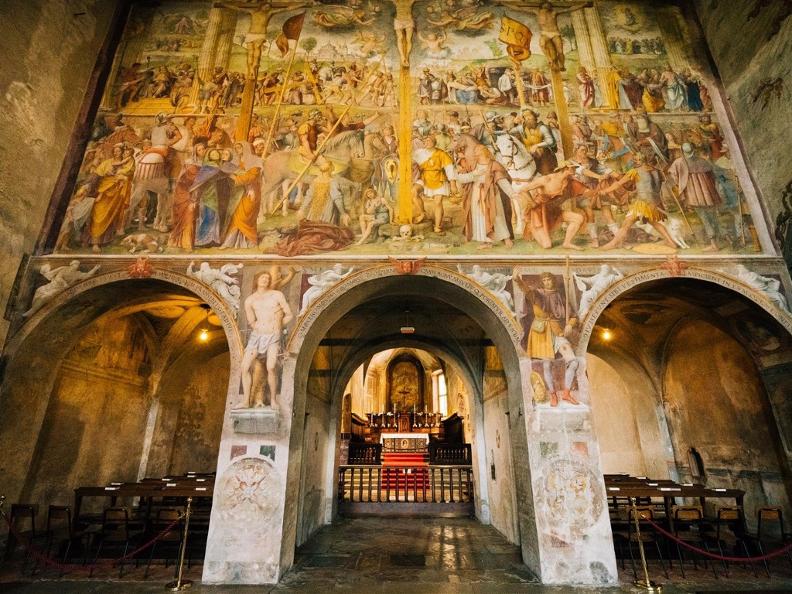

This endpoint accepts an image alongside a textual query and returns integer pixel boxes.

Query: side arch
[576,266,792,356]
[7,268,243,363]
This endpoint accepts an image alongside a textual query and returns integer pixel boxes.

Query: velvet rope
[642,517,792,563]
[0,505,183,571]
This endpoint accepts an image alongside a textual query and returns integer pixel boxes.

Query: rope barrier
[1,504,183,571]
[642,517,792,563]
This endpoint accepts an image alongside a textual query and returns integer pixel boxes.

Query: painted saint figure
[513,272,580,407]
[503,1,591,71]
[241,271,294,408]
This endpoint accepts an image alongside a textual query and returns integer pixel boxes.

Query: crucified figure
[215,0,311,79]
[499,1,591,71]
[387,0,418,68]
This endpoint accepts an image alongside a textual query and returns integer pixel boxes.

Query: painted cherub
[418,30,449,58]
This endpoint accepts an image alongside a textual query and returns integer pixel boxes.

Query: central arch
[279,266,542,576]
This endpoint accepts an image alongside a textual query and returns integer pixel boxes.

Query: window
[437,373,448,417]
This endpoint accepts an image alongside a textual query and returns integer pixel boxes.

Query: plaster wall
[587,354,646,476]
[663,319,792,523]
[694,0,792,242]
[482,372,519,544]
[21,316,149,510]
[297,391,332,546]
[0,0,116,344]
[147,352,229,477]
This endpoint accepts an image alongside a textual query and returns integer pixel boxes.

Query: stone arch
[8,268,243,363]
[576,265,792,356]
[287,263,523,355]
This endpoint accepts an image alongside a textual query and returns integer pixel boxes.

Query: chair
[672,506,716,578]
[705,506,754,578]
[753,506,792,577]
[30,505,80,577]
[89,507,141,577]
[3,503,37,563]
[624,506,669,580]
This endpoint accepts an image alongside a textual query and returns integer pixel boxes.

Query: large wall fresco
[52,0,765,257]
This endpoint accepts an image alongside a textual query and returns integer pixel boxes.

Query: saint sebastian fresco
[53,1,761,257]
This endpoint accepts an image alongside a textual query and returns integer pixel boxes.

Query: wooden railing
[428,443,472,465]
[337,465,474,516]
[348,442,382,465]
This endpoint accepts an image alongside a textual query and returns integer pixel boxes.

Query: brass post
[166,496,193,591]
[631,497,663,592]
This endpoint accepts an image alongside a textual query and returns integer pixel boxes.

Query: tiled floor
[2,517,792,592]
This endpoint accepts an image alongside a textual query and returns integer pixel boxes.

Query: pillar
[189,7,236,109]
[583,7,616,109]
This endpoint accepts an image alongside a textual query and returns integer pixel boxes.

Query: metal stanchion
[166,497,193,591]
[631,497,663,592]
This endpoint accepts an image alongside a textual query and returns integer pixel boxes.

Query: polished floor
[2,517,792,592]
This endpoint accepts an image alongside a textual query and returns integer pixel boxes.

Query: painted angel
[418,30,449,58]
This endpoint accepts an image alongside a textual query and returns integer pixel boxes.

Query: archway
[0,274,238,532]
[585,277,792,536]
[282,268,537,575]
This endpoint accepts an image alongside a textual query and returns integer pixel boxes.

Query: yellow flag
[499,15,532,61]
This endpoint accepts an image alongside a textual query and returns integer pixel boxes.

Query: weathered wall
[694,0,792,263]
[147,352,229,477]
[482,364,519,544]
[21,316,149,510]
[588,352,673,479]
[297,382,332,546]
[587,354,646,476]
[0,0,116,344]
[663,319,792,524]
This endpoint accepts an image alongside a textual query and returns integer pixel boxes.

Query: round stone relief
[216,457,281,521]
[542,458,604,535]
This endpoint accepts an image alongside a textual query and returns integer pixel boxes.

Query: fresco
[52,0,761,257]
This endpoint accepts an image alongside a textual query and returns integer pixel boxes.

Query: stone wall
[0,0,116,344]
[664,318,792,525]
[694,0,792,264]
[21,316,149,511]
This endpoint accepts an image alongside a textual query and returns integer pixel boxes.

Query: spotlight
[198,303,211,343]
[601,328,613,342]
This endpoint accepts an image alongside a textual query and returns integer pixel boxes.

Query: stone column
[189,7,236,108]
[571,10,595,72]
[583,7,616,109]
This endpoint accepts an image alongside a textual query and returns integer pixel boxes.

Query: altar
[380,432,429,452]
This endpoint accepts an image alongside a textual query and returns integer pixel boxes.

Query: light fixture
[197,303,211,344]
[400,308,415,335]
[600,328,613,342]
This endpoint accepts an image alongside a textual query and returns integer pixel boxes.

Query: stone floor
[2,517,792,592]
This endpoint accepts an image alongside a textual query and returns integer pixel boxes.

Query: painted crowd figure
[54,0,759,259]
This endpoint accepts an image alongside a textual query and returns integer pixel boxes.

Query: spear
[268,62,383,215]
[259,14,306,160]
